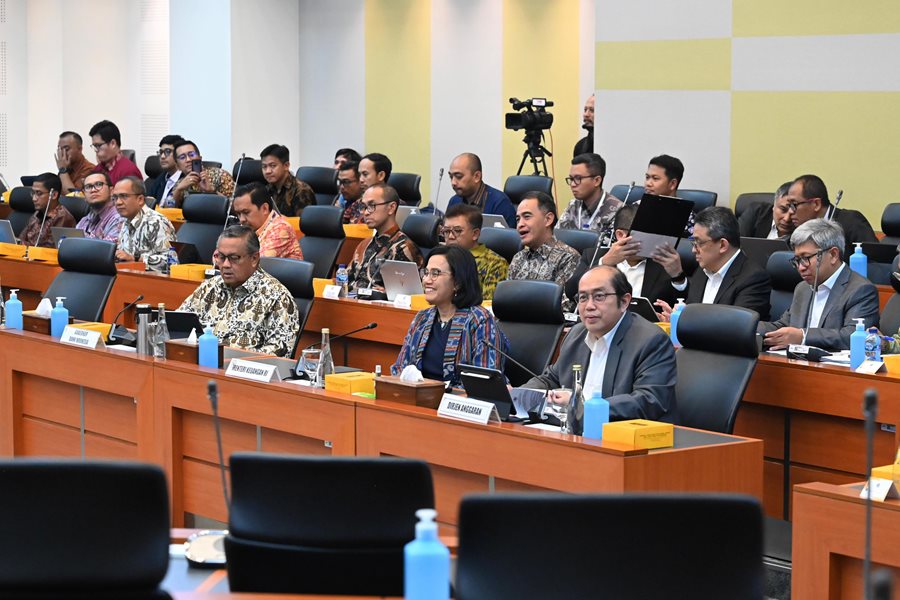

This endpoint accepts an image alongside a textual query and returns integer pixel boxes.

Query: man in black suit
[653,206,772,320]
[565,204,676,313]
[738,181,794,239]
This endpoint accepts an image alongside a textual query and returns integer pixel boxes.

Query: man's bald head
[449,152,484,199]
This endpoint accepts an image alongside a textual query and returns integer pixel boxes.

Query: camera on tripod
[505,97,554,131]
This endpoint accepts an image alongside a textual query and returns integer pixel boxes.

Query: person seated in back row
[112,176,176,271]
[738,181,795,240]
[19,172,75,247]
[231,182,302,259]
[441,203,508,302]
[446,153,516,227]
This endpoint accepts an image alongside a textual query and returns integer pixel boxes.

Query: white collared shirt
[161,171,183,203]
[766,222,779,239]
[807,262,845,332]
[581,311,627,400]
[701,249,742,304]
[617,259,646,298]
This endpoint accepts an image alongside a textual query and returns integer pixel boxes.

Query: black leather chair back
[734,192,773,218]
[144,154,163,179]
[201,161,223,169]
[609,183,644,204]
[493,280,565,386]
[503,175,553,205]
[0,459,170,600]
[260,257,315,356]
[478,227,521,263]
[121,148,136,163]
[401,213,440,260]
[390,172,421,206]
[679,189,718,212]
[225,453,434,596]
[675,304,759,434]
[766,250,802,321]
[456,493,763,600]
[677,240,699,278]
[555,228,599,256]
[299,205,346,278]
[882,293,900,337]
[297,166,338,205]
[59,195,90,223]
[8,187,35,236]
[880,203,900,247]
[233,158,266,185]
[44,238,117,322]
[176,194,230,263]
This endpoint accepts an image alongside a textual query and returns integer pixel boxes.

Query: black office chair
[233,158,266,185]
[259,257,315,356]
[492,280,565,386]
[59,195,89,223]
[676,304,760,434]
[478,227,521,263]
[8,186,35,236]
[555,228,599,256]
[176,194,230,263]
[121,148,137,163]
[880,203,900,247]
[201,160,223,169]
[0,459,171,600]
[734,192,774,219]
[503,175,553,206]
[298,205,346,278]
[144,154,163,179]
[609,183,644,204]
[456,493,763,600]
[390,172,422,206]
[677,240,699,278]
[44,238,117,322]
[766,250,802,321]
[297,166,338,206]
[402,213,440,261]
[679,189,718,212]
[225,453,434,596]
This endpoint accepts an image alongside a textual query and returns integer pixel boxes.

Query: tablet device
[20,175,38,187]
[481,214,508,229]
[396,205,418,227]
[171,241,202,265]
[381,259,424,300]
[628,194,694,259]
[164,311,204,340]
[458,364,516,421]
[628,297,660,322]
[50,226,85,248]
[0,220,17,244]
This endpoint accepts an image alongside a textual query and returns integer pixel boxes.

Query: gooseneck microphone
[826,189,844,220]
[208,380,230,508]
[622,180,636,204]
[108,294,144,342]
[224,153,247,231]
[25,188,55,260]
[433,168,444,209]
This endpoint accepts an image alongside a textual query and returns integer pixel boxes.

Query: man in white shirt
[738,181,794,240]
[758,218,879,350]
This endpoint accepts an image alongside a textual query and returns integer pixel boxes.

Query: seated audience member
[786,173,876,258]
[261,144,315,217]
[565,204,676,310]
[509,191,580,311]
[442,203,508,302]
[77,172,125,243]
[758,218,879,350]
[19,172,75,247]
[392,246,507,386]
[573,93,594,158]
[347,184,423,294]
[231,182,302,259]
[171,140,235,206]
[653,206,772,320]
[558,153,622,243]
[147,134,185,207]
[112,177,176,271]
[88,120,143,185]
[334,147,362,170]
[446,153,516,227]
[178,225,299,357]
[738,181,794,239]
[358,152,392,194]
[54,131,96,191]
[523,265,677,422]
[879,275,900,353]
[333,161,365,224]
[643,153,694,235]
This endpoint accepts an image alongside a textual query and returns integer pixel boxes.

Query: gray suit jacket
[758,265,879,350]
[523,312,677,422]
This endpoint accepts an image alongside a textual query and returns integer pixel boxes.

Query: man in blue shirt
[446,153,516,227]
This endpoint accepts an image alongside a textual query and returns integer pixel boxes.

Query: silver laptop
[50,227,85,248]
[482,214,508,229]
[0,220,17,244]
[396,205,419,227]
[380,259,424,300]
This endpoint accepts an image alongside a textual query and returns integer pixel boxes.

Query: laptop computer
[380,259,424,301]
[0,220,18,244]
[50,227,85,248]
[860,242,898,264]
[396,205,419,227]
[740,237,790,269]
[170,241,202,265]
[481,214,508,229]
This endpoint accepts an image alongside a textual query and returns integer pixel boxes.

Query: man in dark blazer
[738,181,794,239]
[759,218,879,350]
[524,265,676,423]
[652,206,772,320]
[565,204,676,312]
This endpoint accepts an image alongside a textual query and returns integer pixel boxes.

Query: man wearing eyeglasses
[333,161,365,224]
[522,265,677,422]
[786,174,876,258]
[558,153,622,240]
[171,140,235,206]
[54,131,95,192]
[87,120,142,185]
[738,181,795,240]
[146,135,185,208]
[112,177,176,271]
[758,218,878,350]
[77,172,125,243]
[178,225,300,357]
[347,183,423,296]
[19,172,75,248]
[446,153,516,228]
[261,144,315,217]
[442,203,507,301]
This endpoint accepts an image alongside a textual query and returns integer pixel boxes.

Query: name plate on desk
[323,284,342,300]
[393,294,412,309]
[855,360,885,374]
[860,477,900,502]
[437,394,499,424]
[60,326,105,350]
[226,358,281,383]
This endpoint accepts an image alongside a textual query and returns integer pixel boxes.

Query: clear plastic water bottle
[850,318,867,369]
[865,327,881,362]
[404,508,450,600]
[165,247,179,274]
[565,364,584,435]
[335,264,349,297]
[583,390,610,440]
[670,298,686,347]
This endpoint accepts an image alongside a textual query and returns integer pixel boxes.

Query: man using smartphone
[171,139,234,206]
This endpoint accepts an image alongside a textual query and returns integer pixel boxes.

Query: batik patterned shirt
[268,177,315,217]
[470,243,508,302]
[258,212,303,260]
[334,195,364,224]
[183,167,235,200]
[77,200,126,243]
[177,268,300,357]
[509,237,581,311]
[19,204,75,247]
[557,190,623,246]
[348,224,423,292]
[117,205,176,271]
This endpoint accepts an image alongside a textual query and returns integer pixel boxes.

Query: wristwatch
[58,168,70,175]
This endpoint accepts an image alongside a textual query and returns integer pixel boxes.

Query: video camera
[505,97,554,132]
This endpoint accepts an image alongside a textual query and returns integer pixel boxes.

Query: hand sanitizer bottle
[50,297,68,337]
[850,318,867,369]
[404,508,450,600]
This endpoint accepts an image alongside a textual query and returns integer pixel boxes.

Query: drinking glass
[547,388,572,432]
[301,348,322,383]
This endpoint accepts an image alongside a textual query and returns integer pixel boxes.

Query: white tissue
[35,297,53,318]
[187,328,198,344]
[399,365,424,383]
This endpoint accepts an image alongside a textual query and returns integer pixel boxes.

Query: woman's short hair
[427,245,483,309]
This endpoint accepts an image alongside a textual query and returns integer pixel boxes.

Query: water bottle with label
[314,328,336,387]
[165,247,179,274]
[335,264,349,297]
[865,327,882,362]
[565,364,584,435]
[153,303,170,358]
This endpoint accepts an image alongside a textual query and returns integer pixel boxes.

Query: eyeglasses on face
[689,237,718,249]
[337,178,358,187]
[111,193,140,202]
[90,141,109,152]
[576,291,617,304]
[440,226,466,238]
[420,268,452,280]
[361,201,390,214]
[565,174,599,186]
[83,182,107,192]
[176,150,199,162]
[213,251,252,265]
[157,148,174,157]
[789,250,825,270]
[787,200,814,213]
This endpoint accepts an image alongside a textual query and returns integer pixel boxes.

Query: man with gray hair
[738,181,795,239]
[178,225,300,356]
[758,218,879,350]
[113,176,176,271]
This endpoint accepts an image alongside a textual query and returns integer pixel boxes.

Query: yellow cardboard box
[324,371,376,395]
[26,246,58,263]
[170,263,213,281]
[313,278,334,297]
[0,242,26,258]
[871,465,900,481]
[410,294,429,311]
[602,419,674,450]
[76,322,114,341]
[344,224,373,238]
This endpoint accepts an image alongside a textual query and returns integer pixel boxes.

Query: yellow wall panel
[733,0,900,37]
[596,39,732,91]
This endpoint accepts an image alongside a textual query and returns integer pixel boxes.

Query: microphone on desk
[24,188,54,260]
[622,180,636,204]
[483,339,552,424]
[861,387,890,600]
[107,294,144,343]
[224,153,247,231]
[293,322,378,378]
[785,252,830,361]
[826,189,843,221]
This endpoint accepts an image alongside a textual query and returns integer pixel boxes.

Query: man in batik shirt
[19,172,75,247]
[171,140,235,206]
[113,176,176,271]
[231,182,302,259]
[261,144,316,217]
[334,161,364,224]
[557,153,623,246]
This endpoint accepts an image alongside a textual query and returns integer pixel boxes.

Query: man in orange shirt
[231,182,302,260]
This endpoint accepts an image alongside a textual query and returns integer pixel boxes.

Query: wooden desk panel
[0,256,61,309]
[106,269,199,325]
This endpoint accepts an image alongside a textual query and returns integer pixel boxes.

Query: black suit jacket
[681,251,772,320]
[738,202,774,238]
[832,207,877,257]
[565,247,677,307]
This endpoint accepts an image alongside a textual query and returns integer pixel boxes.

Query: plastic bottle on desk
[865,327,882,362]
[198,327,219,368]
[583,390,610,440]
[670,299,686,347]
[850,318,867,369]
[50,297,68,337]
[404,508,450,600]
[5,289,22,330]
[335,264,349,297]
[849,242,867,278]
